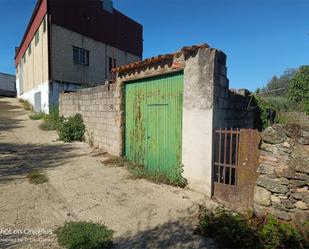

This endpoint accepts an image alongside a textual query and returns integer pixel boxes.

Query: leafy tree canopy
[288,65,309,102]
[260,68,296,96]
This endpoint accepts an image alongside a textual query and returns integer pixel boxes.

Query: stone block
[275,165,309,181]
[257,164,275,176]
[292,210,309,225]
[294,201,308,210]
[253,203,270,217]
[254,186,271,206]
[256,175,289,194]
[261,124,286,144]
[270,209,291,221]
[271,195,281,204]
[290,179,307,187]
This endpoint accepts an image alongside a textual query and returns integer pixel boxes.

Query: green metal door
[125,71,183,179]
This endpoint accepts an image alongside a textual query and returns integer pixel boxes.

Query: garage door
[125,71,183,179]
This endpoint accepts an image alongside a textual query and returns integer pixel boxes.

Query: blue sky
[0,0,308,91]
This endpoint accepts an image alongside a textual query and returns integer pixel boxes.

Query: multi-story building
[15,0,142,113]
[0,72,16,97]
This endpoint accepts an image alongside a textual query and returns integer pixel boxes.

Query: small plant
[29,112,45,120]
[103,156,131,167]
[103,157,187,187]
[18,98,32,110]
[39,106,63,131]
[197,207,260,249]
[56,221,113,249]
[197,207,309,249]
[58,114,85,142]
[128,164,187,188]
[252,94,277,130]
[26,170,48,184]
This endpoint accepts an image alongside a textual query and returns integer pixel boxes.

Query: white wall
[19,81,49,113]
[16,14,49,95]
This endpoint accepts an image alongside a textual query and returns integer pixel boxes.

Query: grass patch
[26,170,48,184]
[103,156,132,167]
[196,207,309,249]
[39,121,57,131]
[39,106,63,131]
[29,112,45,120]
[103,156,187,187]
[128,165,187,187]
[56,221,113,249]
[18,98,32,110]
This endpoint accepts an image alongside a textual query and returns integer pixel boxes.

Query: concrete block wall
[213,52,255,129]
[59,84,122,156]
[51,24,140,86]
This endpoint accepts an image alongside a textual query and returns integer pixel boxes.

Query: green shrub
[39,106,63,131]
[26,170,48,184]
[197,207,309,249]
[197,207,260,249]
[253,95,277,130]
[288,66,309,102]
[56,222,113,249]
[58,114,85,142]
[29,112,45,120]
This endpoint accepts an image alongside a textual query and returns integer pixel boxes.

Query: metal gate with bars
[214,128,240,186]
[213,128,261,211]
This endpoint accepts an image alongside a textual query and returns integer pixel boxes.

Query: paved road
[0,97,216,249]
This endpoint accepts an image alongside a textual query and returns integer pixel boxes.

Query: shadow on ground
[0,98,24,132]
[0,142,84,184]
[115,209,215,249]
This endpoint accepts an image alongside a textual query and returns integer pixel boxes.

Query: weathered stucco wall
[254,124,309,224]
[59,84,122,156]
[182,47,256,196]
[182,48,216,196]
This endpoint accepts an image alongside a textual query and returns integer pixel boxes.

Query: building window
[108,57,116,72]
[35,30,39,46]
[28,43,31,56]
[43,18,46,33]
[73,47,89,65]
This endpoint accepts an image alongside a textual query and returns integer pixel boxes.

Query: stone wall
[59,84,122,156]
[254,124,309,224]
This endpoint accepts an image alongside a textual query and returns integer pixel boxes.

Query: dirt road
[0,97,216,249]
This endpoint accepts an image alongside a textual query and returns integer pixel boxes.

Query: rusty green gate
[125,72,183,179]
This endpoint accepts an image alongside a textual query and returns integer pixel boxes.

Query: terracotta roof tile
[113,43,209,73]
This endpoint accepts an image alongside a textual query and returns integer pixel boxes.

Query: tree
[288,65,309,114]
[261,68,296,96]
